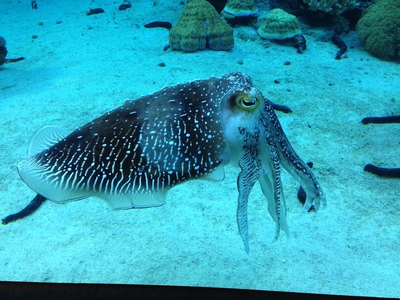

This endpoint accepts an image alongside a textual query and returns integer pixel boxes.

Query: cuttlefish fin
[17,157,87,204]
[203,147,229,182]
[3,126,69,224]
[237,146,263,254]
[103,191,167,210]
[203,166,225,182]
[28,125,68,156]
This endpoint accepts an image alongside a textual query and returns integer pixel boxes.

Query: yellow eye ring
[236,94,261,111]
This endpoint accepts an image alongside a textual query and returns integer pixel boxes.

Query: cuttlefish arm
[258,142,289,242]
[236,126,263,254]
[237,128,290,253]
[223,84,325,252]
[261,104,327,213]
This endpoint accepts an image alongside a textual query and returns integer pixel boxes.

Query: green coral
[169,0,234,52]
[302,0,357,14]
[257,9,301,40]
[222,0,259,17]
[356,0,400,61]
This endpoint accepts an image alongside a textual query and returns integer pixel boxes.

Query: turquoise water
[0,0,399,297]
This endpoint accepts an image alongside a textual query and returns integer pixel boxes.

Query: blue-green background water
[0,0,399,297]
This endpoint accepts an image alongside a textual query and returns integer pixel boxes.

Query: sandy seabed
[0,0,399,298]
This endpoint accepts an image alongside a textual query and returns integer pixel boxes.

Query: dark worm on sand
[362,115,400,178]
[332,34,347,60]
[2,194,47,225]
[144,21,173,30]
[294,35,307,54]
[271,102,292,114]
[361,115,400,124]
[87,8,105,15]
[119,1,132,10]
[5,57,25,63]
[364,164,400,178]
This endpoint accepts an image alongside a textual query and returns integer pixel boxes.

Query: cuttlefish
[3,73,326,252]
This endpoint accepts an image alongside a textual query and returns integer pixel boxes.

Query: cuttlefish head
[219,74,326,253]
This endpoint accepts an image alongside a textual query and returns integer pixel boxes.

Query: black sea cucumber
[2,194,47,225]
[119,1,132,10]
[294,34,306,54]
[361,115,400,124]
[271,102,292,113]
[144,21,173,30]
[5,57,25,63]
[362,115,400,178]
[332,34,347,60]
[87,8,105,15]
[364,164,400,178]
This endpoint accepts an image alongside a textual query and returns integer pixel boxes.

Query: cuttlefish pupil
[236,94,260,111]
[3,72,326,254]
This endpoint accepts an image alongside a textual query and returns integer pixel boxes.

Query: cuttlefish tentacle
[263,142,289,242]
[236,120,290,251]
[252,127,290,246]
[236,126,263,254]
[260,103,326,213]
[225,87,323,251]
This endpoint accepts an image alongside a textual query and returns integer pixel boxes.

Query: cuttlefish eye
[236,94,261,111]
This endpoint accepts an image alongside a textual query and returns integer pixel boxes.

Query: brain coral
[222,0,259,18]
[169,0,234,52]
[257,9,301,40]
[356,0,400,61]
[302,0,356,14]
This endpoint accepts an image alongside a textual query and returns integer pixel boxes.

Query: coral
[257,9,301,40]
[221,0,259,18]
[302,0,357,14]
[169,0,234,52]
[356,0,400,61]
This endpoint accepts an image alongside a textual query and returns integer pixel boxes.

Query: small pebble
[237,60,243,65]
[274,79,280,84]
[158,62,166,67]
[32,35,38,39]
[56,21,62,24]
[38,22,44,26]
[283,61,291,65]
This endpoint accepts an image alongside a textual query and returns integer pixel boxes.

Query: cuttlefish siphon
[3,72,326,253]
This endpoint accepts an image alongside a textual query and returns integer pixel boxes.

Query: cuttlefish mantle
[3,72,326,253]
